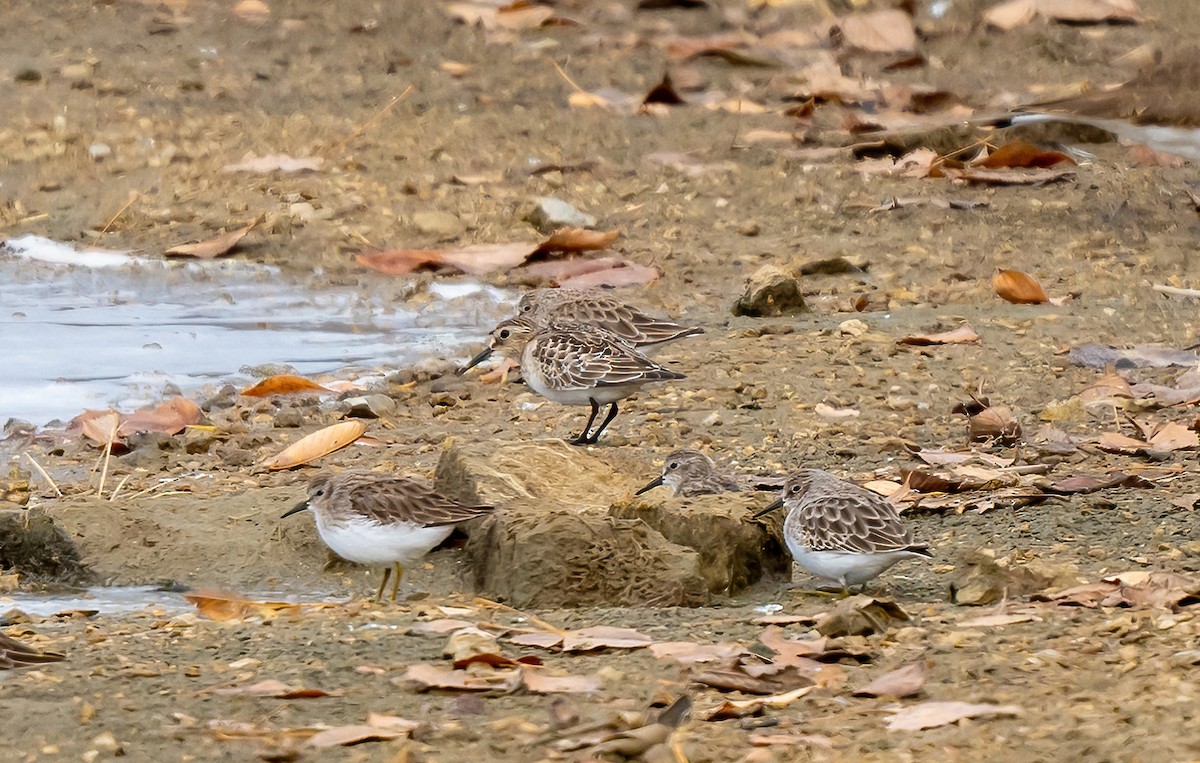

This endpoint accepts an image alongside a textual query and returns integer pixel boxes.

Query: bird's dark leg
[570,399,602,445]
[583,402,620,444]
[375,566,392,602]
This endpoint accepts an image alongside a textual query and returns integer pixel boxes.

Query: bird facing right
[754,468,931,592]
[635,449,743,497]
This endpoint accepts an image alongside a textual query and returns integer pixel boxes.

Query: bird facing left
[282,470,494,601]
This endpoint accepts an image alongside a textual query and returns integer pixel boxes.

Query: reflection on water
[0,249,508,425]
[0,586,343,617]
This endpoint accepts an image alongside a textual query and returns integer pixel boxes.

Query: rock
[411,210,465,238]
[341,394,396,419]
[183,428,218,454]
[87,143,112,161]
[0,508,90,582]
[1,465,31,508]
[610,493,789,595]
[435,440,786,606]
[732,265,807,317]
[949,551,1078,606]
[524,197,596,233]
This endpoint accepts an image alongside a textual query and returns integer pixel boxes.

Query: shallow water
[0,246,508,425]
[0,585,343,617]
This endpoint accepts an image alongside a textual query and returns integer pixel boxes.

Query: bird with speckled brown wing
[0,632,65,670]
[635,449,743,497]
[458,316,685,445]
[282,470,493,601]
[754,468,931,593]
[517,288,704,351]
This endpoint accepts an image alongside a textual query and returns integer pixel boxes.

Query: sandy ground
[3,0,1200,760]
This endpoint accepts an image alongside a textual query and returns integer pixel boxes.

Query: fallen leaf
[558,263,660,289]
[401,663,520,692]
[976,140,1075,169]
[946,166,1075,185]
[534,228,620,254]
[853,662,926,698]
[78,411,122,448]
[214,679,334,699]
[830,9,917,54]
[232,0,270,22]
[520,667,601,694]
[410,618,479,636]
[261,421,368,470]
[897,322,980,346]
[692,667,806,695]
[561,626,653,652]
[984,0,1038,29]
[1038,472,1153,494]
[814,403,860,420]
[816,596,909,637]
[164,219,259,259]
[993,269,1050,304]
[703,686,814,721]
[649,642,749,664]
[750,732,834,748]
[956,613,1041,627]
[517,256,626,283]
[241,375,332,397]
[221,152,323,173]
[1038,0,1141,24]
[306,725,408,748]
[507,632,564,649]
[887,701,1021,731]
[184,590,303,622]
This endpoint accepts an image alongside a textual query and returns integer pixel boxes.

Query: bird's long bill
[752,496,785,519]
[634,475,664,496]
[456,346,494,375]
[280,500,309,519]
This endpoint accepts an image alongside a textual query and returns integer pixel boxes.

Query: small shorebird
[516,288,704,350]
[997,47,1200,162]
[635,449,743,497]
[754,469,931,593]
[0,632,65,670]
[282,470,494,601]
[458,316,685,445]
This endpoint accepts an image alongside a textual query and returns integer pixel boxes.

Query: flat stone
[411,210,465,238]
[524,197,596,233]
[732,264,808,317]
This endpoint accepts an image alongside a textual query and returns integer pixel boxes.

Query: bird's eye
[668,462,679,470]
[520,303,533,313]
[790,485,802,494]
[499,329,512,339]
[314,489,324,496]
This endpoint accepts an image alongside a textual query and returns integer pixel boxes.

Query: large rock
[0,509,90,583]
[732,264,808,317]
[434,439,788,607]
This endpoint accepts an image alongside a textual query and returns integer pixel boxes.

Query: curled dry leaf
[307,714,419,748]
[401,662,520,692]
[558,263,660,289]
[649,642,749,664]
[1038,471,1153,495]
[520,667,601,694]
[261,420,368,470]
[975,140,1075,169]
[120,397,202,436]
[887,701,1021,731]
[947,166,1076,186]
[241,374,332,397]
[829,9,917,54]
[966,405,1022,445]
[214,679,334,699]
[853,662,927,698]
[703,686,814,721]
[79,411,122,448]
[993,269,1049,305]
[561,626,653,652]
[184,590,303,622]
[164,218,260,259]
[534,227,620,254]
[897,322,980,346]
[816,596,909,637]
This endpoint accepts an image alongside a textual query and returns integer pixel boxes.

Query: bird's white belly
[784,534,914,588]
[521,350,637,405]
[316,517,453,566]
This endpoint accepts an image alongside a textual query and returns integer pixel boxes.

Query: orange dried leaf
[558,263,660,289]
[535,228,620,254]
[214,679,333,699]
[976,140,1075,169]
[164,218,260,259]
[262,421,368,470]
[79,411,122,446]
[993,269,1050,304]
[184,590,302,622]
[241,375,332,397]
[120,397,202,436]
[306,725,409,748]
[854,662,927,698]
[897,323,980,346]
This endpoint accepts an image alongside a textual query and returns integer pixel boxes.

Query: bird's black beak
[752,496,785,519]
[281,500,309,519]
[634,475,664,496]
[457,346,494,375]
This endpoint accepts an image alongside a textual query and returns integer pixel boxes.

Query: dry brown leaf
[703,686,814,721]
[1038,0,1141,23]
[993,269,1050,304]
[221,152,323,173]
[897,322,980,346]
[120,397,202,436]
[232,0,269,22]
[1149,421,1199,451]
[853,662,927,698]
[410,618,478,636]
[956,613,1041,627]
[561,626,652,652]
[520,667,601,694]
[508,632,564,649]
[976,140,1075,169]
[887,701,1021,731]
[184,590,303,622]
[966,405,1022,445]
[518,256,626,283]
[984,0,1038,29]
[831,10,917,54]
[948,166,1076,185]
[306,725,408,748]
[401,663,520,692]
[1079,370,1134,407]
[558,263,660,289]
[241,375,332,397]
[79,410,122,447]
[492,3,555,29]
[816,597,909,637]
[649,642,749,664]
[214,679,333,699]
[357,243,539,277]
[1039,471,1153,494]
[164,219,259,259]
[262,421,368,470]
[534,228,620,254]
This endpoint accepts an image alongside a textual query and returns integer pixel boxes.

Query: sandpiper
[458,316,685,445]
[0,632,65,670]
[517,288,704,350]
[282,470,494,601]
[999,47,1200,162]
[754,468,931,592]
[635,449,743,497]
